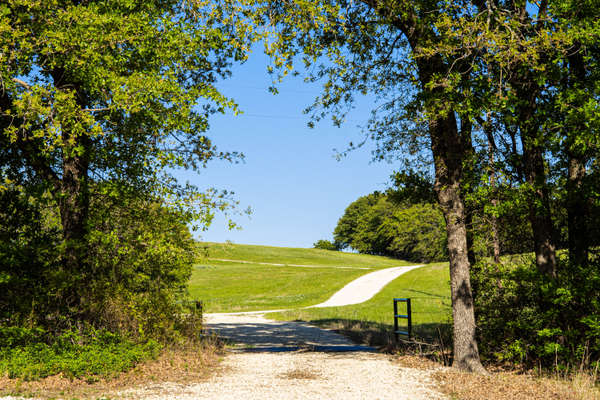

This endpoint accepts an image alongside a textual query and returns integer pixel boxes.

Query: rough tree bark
[460,117,477,267]
[522,135,557,277]
[51,69,92,312]
[566,46,589,267]
[489,151,501,264]
[429,112,487,373]
[356,0,487,372]
[514,78,557,278]
[484,116,501,264]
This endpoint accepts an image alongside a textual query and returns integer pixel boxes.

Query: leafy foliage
[333,189,447,263]
[472,254,600,369]
[312,239,339,251]
[0,327,161,381]
[0,0,257,346]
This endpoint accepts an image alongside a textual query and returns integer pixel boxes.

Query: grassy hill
[196,242,407,267]
[267,262,451,342]
[189,242,412,312]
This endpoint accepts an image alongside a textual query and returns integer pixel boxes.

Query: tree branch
[12,78,31,90]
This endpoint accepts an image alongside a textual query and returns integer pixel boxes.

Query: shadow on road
[205,317,376,353]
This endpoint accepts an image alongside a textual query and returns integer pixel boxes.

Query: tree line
[322,171,538,263]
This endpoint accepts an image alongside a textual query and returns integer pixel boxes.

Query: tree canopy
[332,188,448,263]
[249,0,600,372]
[0,0,257,334]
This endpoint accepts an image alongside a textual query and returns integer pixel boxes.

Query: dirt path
[121,313,445,399]
[205,264,424,317]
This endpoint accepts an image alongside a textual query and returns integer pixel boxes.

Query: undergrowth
[0,326,161,381]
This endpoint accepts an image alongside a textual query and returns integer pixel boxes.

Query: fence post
[407,298,412,341]
[393,299,399,342]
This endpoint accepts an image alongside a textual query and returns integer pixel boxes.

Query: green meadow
[189,242,411,312]
[267,263,452,341]
[190,242,451,340]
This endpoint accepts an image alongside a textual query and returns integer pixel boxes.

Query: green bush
[472,254,600,370]
[0,190,202,380]
[0,327,161,381]
[333,192,447,262]
[0,188,202,343]
[313,239,339,251]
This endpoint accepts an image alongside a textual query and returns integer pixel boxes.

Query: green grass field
[196,242,408,267]
[189,242,412,312]
[266,263,452,342]
[190,242,452,345]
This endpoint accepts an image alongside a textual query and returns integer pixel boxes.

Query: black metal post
[407,298,412,341]
[393,299,399,342]
[393,298,412,342]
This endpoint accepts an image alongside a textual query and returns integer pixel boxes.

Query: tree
[0,0,256,326]
[259,0,486,372]
[333,192,382,251]
[332,188,448,262]
[383,203,447,263]
[243,0,599,372]
[431,0,600,274]
[313,239,339,251]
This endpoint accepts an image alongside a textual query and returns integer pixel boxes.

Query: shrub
[0,327,161,381]
[472,254,600,370]
[313,240,339,251]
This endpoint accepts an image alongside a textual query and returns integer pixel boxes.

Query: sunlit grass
[197,241,408,268]
[189,242,413,313]
[266,263,452,340]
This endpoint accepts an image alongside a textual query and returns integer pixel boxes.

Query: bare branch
[12,78,31,90]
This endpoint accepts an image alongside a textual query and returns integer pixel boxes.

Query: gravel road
[121,313,446,400]
[310,265,423,307]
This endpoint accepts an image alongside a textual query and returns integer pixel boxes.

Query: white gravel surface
[310,265,423,308]
[120,350,445,400]
[118,313,445,399]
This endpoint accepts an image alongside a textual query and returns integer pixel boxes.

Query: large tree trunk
[52,70,92,313]
[566,47,589,267]
[460,117,477,267]
[57,134,91,313]
[59,142,90,272]
[514,78,557,277]
[489,153,501,264]
[567,155,588,267]
[361,0,486,372]
[430,113,486,373]
[522,137,557,277]
[486,124,501,264]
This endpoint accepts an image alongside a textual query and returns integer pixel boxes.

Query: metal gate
[393,298,412,341]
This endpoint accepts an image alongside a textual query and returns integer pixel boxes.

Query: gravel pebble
[120,351,445,400]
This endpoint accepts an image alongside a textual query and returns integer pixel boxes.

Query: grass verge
[432,364,600,400]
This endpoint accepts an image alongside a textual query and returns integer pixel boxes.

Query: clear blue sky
[181,50,397,248]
